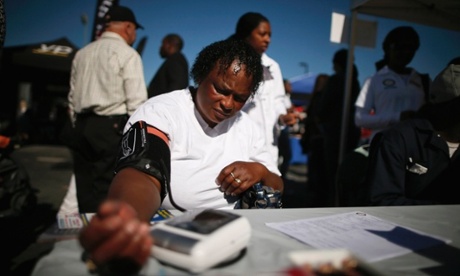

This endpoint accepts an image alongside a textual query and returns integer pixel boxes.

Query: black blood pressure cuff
[235,183,282,209]
[114,121,170,202]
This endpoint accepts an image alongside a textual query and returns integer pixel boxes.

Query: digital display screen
[166,209,239,234]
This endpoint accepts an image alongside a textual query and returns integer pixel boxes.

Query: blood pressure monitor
[150,209,251,273]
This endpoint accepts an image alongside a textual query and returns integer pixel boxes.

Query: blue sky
[4,0,460,87]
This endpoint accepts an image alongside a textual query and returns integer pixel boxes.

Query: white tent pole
[336,5,358,206]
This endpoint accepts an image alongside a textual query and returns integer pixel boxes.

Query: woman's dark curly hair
[190,39,263,95]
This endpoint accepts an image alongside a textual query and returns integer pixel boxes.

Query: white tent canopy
[336,0,460,205]
[351,0,460,32]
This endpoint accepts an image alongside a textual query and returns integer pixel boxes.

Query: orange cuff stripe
[146,126,169,146]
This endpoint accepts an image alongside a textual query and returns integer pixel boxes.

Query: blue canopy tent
[285,73,319,165]
[288,73,318,107]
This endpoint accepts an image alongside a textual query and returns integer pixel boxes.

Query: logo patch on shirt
[382,78,396,89]
[121,127,137,158]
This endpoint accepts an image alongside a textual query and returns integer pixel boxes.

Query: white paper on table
[266,211,450,262]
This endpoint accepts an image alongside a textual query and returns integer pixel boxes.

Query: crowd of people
[1,4,459,274]
[74,6,460,273]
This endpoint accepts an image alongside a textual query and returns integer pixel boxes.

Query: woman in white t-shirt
[355,26,430,142]
[78,39,284,274]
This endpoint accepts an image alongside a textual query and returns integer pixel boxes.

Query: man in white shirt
[67,6,147,213]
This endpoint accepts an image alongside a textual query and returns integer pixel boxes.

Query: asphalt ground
[1,144,308,275]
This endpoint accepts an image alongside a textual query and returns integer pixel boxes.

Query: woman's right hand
[78,200,153,271]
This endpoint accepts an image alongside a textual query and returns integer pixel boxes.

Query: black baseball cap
[105,6,144,29]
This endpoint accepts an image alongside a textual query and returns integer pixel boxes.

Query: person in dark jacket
[367,64,460,205]
[317,49,361,206]
[147,33,189,98]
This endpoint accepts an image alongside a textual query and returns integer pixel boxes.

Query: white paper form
[266,211,450,262]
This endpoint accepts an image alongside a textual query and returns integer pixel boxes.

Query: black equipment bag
[0,150,37,217]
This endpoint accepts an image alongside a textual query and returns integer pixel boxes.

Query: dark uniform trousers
[70,113,128,213]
